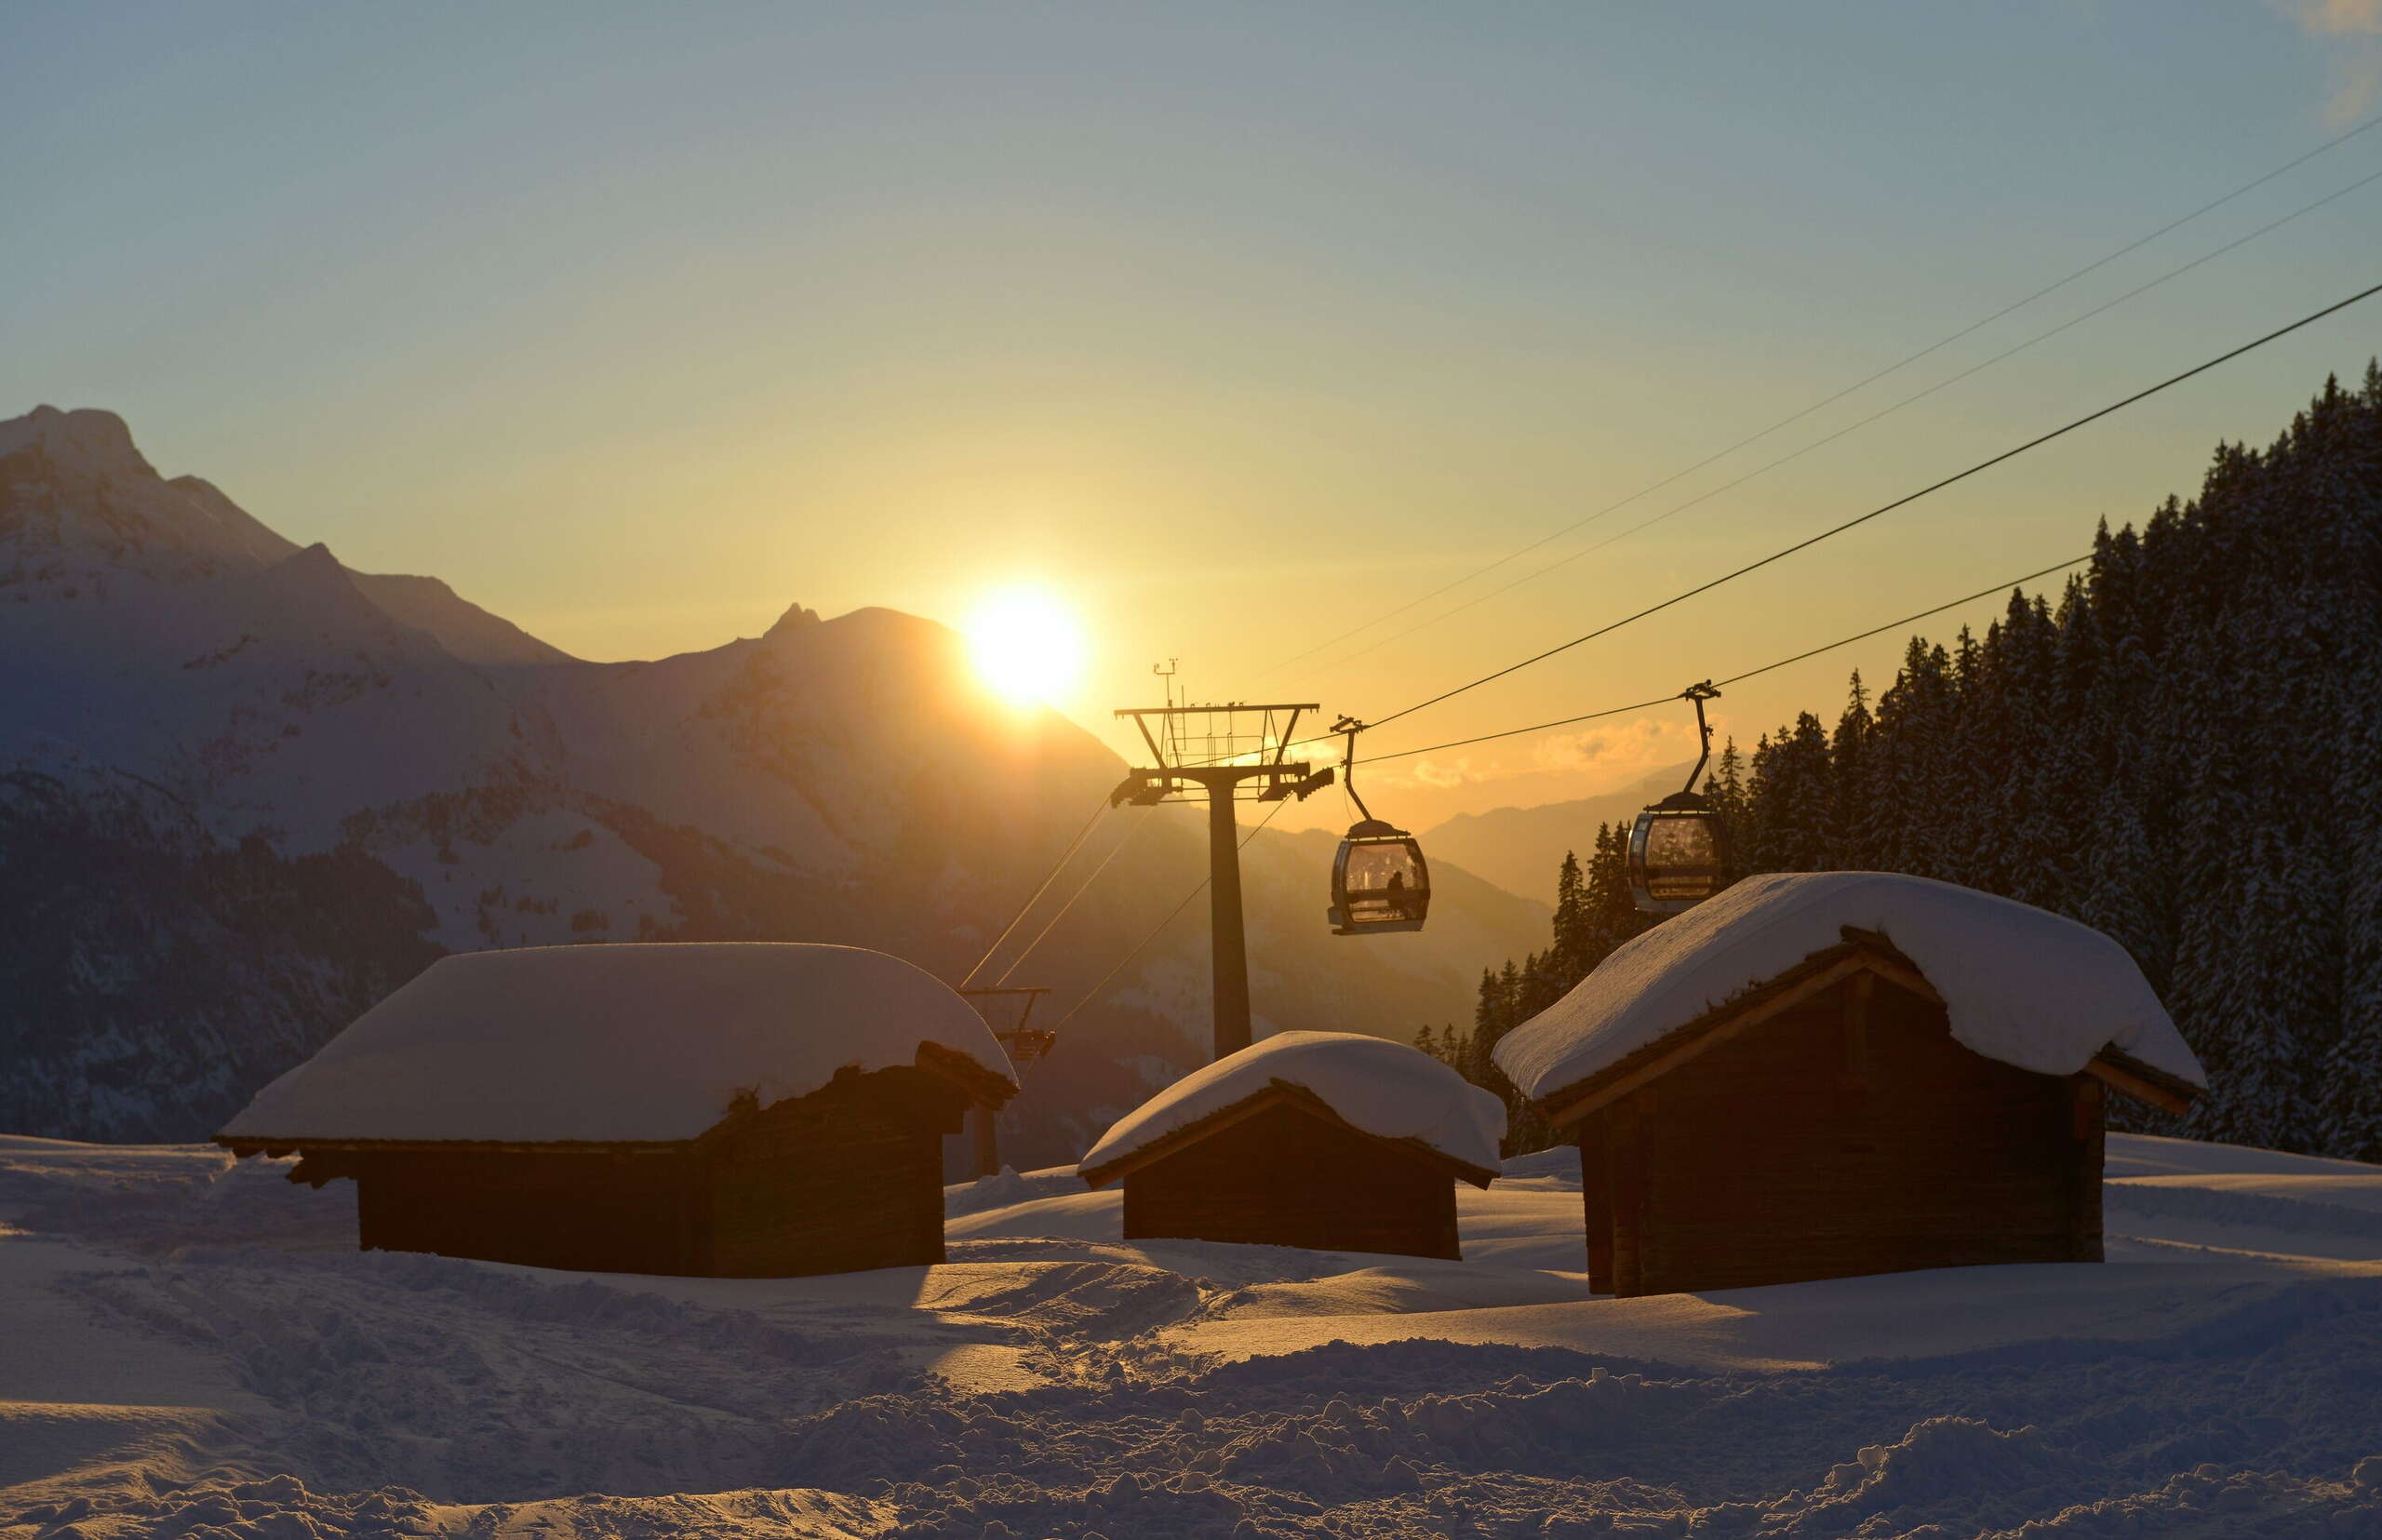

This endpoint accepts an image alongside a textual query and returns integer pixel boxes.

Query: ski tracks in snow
[7,1138,2382,1537]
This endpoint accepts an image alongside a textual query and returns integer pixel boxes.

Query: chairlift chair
[1627,683,1730,915]
[1327,718,1431,936]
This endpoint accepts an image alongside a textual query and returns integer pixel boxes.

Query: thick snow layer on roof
[220,943,1015,1145]
[1493,872,2204,1103]
[1078,1030,1507,1180]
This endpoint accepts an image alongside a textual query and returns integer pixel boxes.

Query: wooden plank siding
[699,1065,964,1277]
[1581,970,2105,1296]
[1607,1094,1647,1297]
[325,1065,970,1278]
[1119,1101,1465,1259]
[1577,1108,1614,1293]
[355,1146,700,1274]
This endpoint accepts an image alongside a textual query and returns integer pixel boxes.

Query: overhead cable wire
[1049,797,1291,1032]
[1357,553,2095,767]
[1265,109,2382,679]
[1057,274,2382,1028]
[1191,274,2382,775]
[1357,276,2382,735]
[1310,158,2382,675]
[994,805,1160,985]
[1057,553,2096,1029]
[958,795,1113,989]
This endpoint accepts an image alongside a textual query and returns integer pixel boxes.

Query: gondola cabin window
[1333,826,1430,932]
[1325,718,1432,936]
[1626,682,1730,916]
[1627,798,1728,912]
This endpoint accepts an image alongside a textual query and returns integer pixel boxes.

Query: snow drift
[1494,871,2205,1103]
[8,1130,2382,1538]
[218,943,1016,1144]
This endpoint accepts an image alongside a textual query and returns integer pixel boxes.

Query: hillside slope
[1417,763,1693,904]
[0,405,1545,1150]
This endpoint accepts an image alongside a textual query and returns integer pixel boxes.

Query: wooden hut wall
[355,1147,701,1275]
[1574,971,2099,1297]
[341,1065,970,1278]
[699,1065,964,1277]
[1121,1102,1464,1260]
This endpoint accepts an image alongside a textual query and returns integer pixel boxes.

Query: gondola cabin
[1331,820,1431,935]
[1492,873,2205,1297]
[1627,682,1729,914]
[1626,793,1728,914]
[1078,1031,1504,1259]
[215,944,1019,1278]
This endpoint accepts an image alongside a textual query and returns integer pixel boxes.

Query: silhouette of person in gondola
[1385,868,1418,920]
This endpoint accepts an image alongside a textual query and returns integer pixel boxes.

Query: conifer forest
[1430,368,2382,1161]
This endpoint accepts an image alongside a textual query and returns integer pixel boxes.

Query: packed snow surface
[218,944,1015,1145]
[1494,870,2205,1103]
[7,1131,2382,1538]
[1077,1030,1507,1181]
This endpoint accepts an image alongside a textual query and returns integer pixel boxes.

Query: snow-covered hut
[1077,1031,1505,1259]
[216,944,1018,1278]
[1493,873,2205,1297]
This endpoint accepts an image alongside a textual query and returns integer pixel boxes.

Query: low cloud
[2295,0,2382,30]
[2280,0,2382,127]
[1530,717,1700,780]
[1410,757,1487,788]
[1378,716,1706,797]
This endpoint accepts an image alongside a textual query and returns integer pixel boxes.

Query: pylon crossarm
[1110,764,1314,805]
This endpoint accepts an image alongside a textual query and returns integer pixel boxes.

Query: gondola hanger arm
[1332,716,1375,824]
[1679,681,1720,797]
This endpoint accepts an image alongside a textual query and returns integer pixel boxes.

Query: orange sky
[10,6,2382,833]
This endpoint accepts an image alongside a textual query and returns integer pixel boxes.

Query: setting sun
[964,587,1086,706]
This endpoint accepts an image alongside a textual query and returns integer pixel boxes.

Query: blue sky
[7,2,2380,824]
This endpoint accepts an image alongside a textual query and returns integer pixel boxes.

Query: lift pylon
[1110,695,1325,1062]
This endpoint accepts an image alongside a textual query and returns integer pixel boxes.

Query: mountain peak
[260,540,362,600]
[0,405,156,475]
[1,404,579,666]
[765,601,822,639]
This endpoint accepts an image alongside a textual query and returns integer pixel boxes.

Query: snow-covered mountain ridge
[0,406,569,666]
[0,406,1546,1148]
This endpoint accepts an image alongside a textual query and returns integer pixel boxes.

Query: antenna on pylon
[1152,659,1181,758]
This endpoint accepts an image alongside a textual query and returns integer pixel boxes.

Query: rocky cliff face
[0,406,1547,1154]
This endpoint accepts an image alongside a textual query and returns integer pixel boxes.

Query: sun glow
[965,587,1087,707]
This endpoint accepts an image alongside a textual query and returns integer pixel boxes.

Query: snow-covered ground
[5,1132,2381,1538]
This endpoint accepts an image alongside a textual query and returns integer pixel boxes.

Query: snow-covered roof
[1493,872,2205,1107]
[220,943,1016,1145]
[1078,1031,1507,1185]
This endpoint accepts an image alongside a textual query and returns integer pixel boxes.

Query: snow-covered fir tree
[1438,368,2382,1158]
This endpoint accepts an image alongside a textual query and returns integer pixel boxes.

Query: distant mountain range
[1417,762,1694,906]
[0,405,1546,1163]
